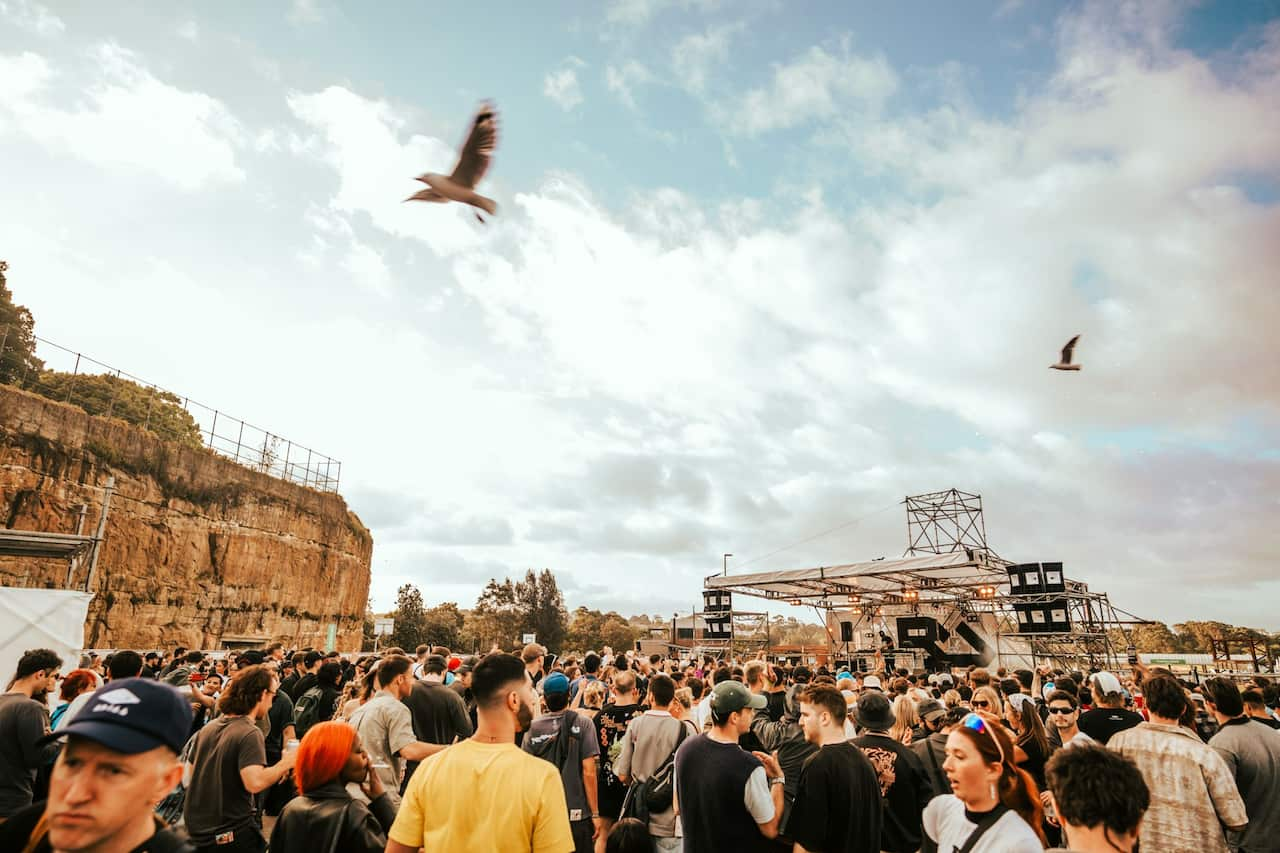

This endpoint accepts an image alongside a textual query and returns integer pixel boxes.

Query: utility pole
[723,553,732,576]
[84,476,115,593]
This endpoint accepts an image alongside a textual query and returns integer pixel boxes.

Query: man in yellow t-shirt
[387,653,575,853]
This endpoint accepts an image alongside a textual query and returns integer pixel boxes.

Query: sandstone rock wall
[0,384,372,651]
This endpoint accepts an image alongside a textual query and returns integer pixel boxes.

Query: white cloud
[341,239,393,296]
[0,0,64,36]
[0,43,244,189]
[177,20,199,41]
[543,66,584,111]
[725,43,898,135]
[605,60,653,109]
[671,23,740,93]
[289,0,325,24]
[287,85,485,257]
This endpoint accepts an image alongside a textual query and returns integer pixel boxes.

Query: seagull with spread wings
[1050,334,1082,371]
[405,102,499,223]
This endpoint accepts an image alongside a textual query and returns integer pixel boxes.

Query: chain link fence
[0,328,341,493]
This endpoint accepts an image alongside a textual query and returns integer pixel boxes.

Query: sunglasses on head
[961,713,1006,765]
[1047,706,1076,714]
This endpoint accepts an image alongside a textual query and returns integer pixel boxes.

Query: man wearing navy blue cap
[522,671,602,852]
[0,677,194,852]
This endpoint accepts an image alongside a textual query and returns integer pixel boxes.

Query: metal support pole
[208,410,218,447]
[65,353,81,402]
[234,420,244,463]
[283,441,292,482]
[84,476,115,593]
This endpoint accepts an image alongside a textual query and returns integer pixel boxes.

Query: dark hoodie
[750,689,817,837]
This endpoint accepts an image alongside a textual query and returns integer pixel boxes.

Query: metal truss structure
[704,489,1139,670]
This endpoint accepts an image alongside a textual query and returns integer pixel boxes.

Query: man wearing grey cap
[673,680,785,852]
[0,677,195,852]
[1077,671,1142,744]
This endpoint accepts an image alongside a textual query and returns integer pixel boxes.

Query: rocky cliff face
[0,384,372,650]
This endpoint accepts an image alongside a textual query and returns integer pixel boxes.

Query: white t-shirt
[923,795,1042,853]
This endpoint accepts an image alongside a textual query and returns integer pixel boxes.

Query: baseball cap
[835,670,852,681]
[710,681,768,714]
[542,672,571,696]
[862,675,882,690]
[40,678,193,755]
[917,698,946,722]
[1091,671,1123,696]
[447,656,462,672]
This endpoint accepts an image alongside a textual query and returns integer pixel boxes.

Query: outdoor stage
[702,489,1142,672]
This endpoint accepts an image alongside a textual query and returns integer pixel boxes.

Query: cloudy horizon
[4,0,1277,630]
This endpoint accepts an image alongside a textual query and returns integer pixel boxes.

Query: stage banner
[0,587,93,689]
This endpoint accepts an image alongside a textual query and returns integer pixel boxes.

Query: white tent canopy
[0,587,93,686]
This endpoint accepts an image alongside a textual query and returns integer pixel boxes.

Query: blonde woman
[970,685,1003,716]
[579,680,606,723]
[889,694,919,744]
[943,688,962,709]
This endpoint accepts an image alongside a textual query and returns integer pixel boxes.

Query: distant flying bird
[1050,334,1082,371]
[405,102,499,223]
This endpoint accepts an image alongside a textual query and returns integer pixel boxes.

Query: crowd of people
[1,640,1278,852]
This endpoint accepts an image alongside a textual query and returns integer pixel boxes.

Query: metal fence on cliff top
[0,329,341,493]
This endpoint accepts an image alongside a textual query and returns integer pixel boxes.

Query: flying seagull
[1050,334,1082,371]
[405,102,499,223]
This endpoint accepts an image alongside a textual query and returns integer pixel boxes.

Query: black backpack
[639,719,689,814]
[526,709,581,773]
[292,686,327,738]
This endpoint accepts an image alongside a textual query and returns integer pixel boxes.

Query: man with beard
[387,653,574,853]
[0,648,63,818]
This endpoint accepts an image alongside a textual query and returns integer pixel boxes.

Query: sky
[2,0,1278,630]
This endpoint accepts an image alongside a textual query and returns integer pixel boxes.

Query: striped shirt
[1109,722,1247,852]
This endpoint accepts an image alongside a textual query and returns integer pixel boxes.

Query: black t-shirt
[766,690,787,722]
[183,715,267,843]
[0,693,58,817]
[1077,707,1143,744]
[788,742,882,853]
[265,689,296,757]
[852,734,933,852]
[288,672,317,702]
[1017,736,1047,790]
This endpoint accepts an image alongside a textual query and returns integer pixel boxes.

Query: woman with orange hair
[268,721,395,853]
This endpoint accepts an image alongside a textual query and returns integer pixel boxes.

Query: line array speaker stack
[1008,562,1072,634]
[704,615,732,638]
[702,590,731,613]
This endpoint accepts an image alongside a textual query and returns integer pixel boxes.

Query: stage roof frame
[704,550,1011,605]
[0,529,95,560]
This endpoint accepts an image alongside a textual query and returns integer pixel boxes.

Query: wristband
[769,777,784,786]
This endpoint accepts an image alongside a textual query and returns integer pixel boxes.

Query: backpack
[525,709,580,773]
[639,718,689,814]
[292,686,327,738]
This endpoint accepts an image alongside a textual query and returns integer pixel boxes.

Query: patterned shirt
[1109,721,1247,852]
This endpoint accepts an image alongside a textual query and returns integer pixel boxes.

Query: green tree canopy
[422,601,466,650]
[35,371,205,448]
[515,569,568,654]
[391,583,429,651]
[0,260,44,385]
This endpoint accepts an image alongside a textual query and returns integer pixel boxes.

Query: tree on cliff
[35,372,206,448]
[0,260,45,386]
[391,583,429,650]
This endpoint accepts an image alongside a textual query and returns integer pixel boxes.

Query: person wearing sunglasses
[1044,690,1094,751]
[921,712,1046,852]
[969,686,1002,715]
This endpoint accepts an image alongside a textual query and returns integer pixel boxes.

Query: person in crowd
[604,817,652,853]
[1044,689,1093,751]
[787,684,882,853]
[402,653,473,789]
[279,653,304,697]
[692,666,734,732]
[258,660,297,818]
[969,685,1002,716]
[1108,674,1246,851]
[142,652,162,679]
[911,699,955,798]
[570,653,603,703]
[673,680,785,852]
[523,643,548,691]
[187,672,224,737]
[1005,692,1050,790]
[1190,691,1221,741]
[578,680,607,723]
[921,712,1046,852]
[595,669,642,849]
[1076,672,1142,744]
[888,693,919,744]
[0,677,193,852]
[524,672,602,852]
[1201,676,1280,853]
[386,653,573,851]
[1043,745,1148,853]
[450,658,477,721]
[0,648,63,818]
[348,654,441,810]
[1242,688,1280,728]
[614,674,692,851]
[162,651,204,688]
[287,651,323,701]
[183,665,297,853]
[851,691,932,852]
[159,648,185,679]
[292,660,343,739]
[50,669,96,730]
[268,721,395,852]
